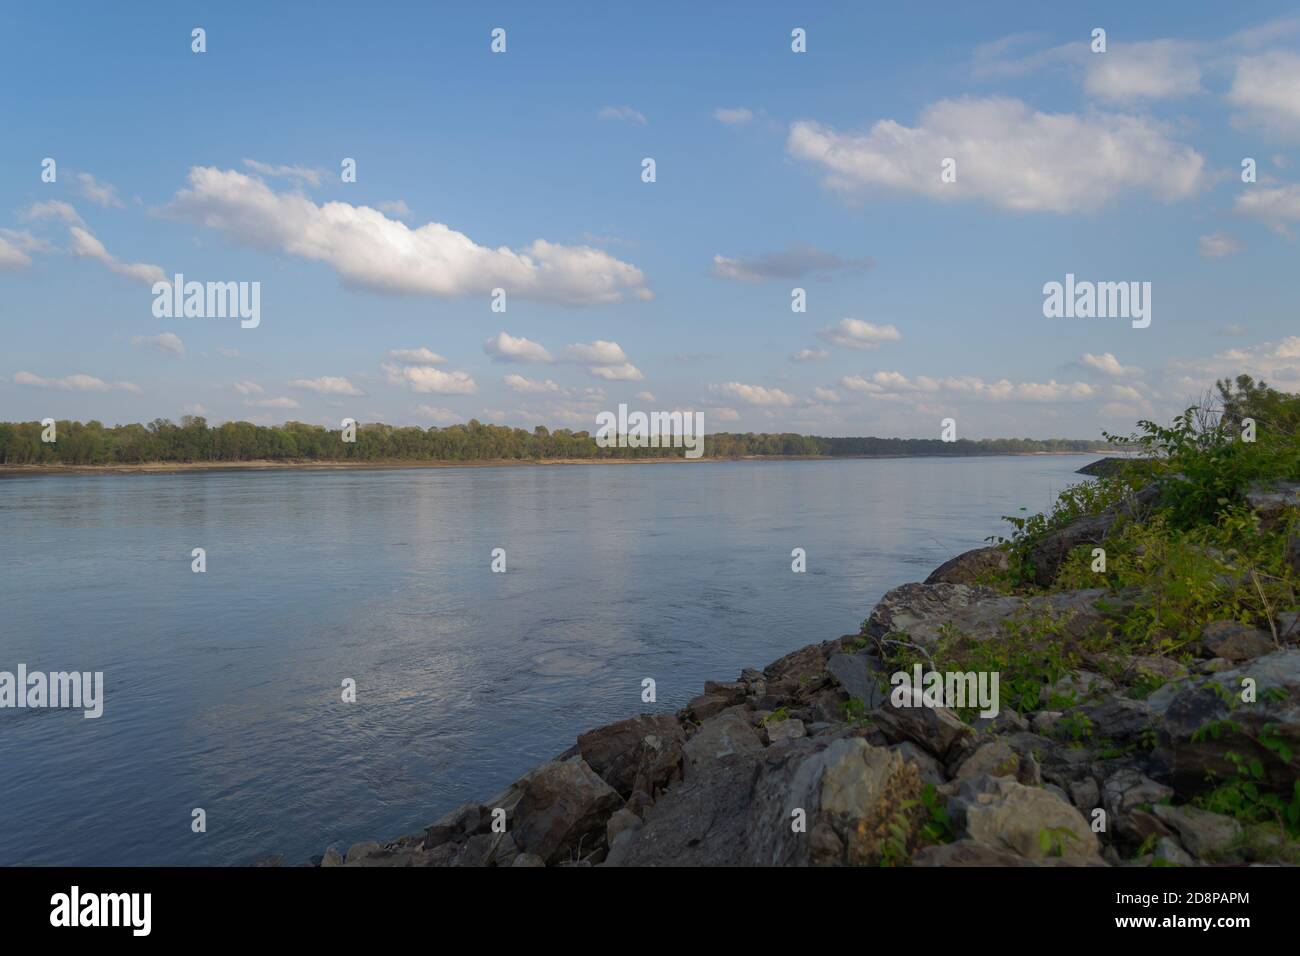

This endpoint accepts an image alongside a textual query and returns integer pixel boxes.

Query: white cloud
[812,387,841,403]
[1198,233,1244,258]
[791,348,829,362]
[76,172,125,208]
[132,332,185,357]
[505,374,561,394]
[1084,41,1202,101]
[416,405,462,424]
[819,318,902,350]
[232,380,264,395]
[713,107,754,125]
[22,200,84,226]
[588,362,643,381]
[1228,52,1300,135]
[290,376,364,396]
[562,340,628,365]
[216,347,241,358]
[708,406,741,421]
[598,105,647,125]
[168,167,652,305]
[1235,182,1300,232]
[68,225,165,284]
[0,234,33,270]
[709,382,795,406]
[383,363,477,394]
[634,391,655,402]
[1079,352,1140,377]
[484,331,554,364]
[246,396,300,408]
[14,371,140,392]
[241,159,327,187]
[788,97,1205,213]
[840,375,885,393]
[387,347,446,365]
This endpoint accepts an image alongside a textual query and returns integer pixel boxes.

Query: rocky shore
[300,478,1300,868]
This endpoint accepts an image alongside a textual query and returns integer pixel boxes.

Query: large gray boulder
[948,774,1100,861]
[512,756,623,864]
[1160,649,1300,795]
[924,546,1009,585]
[577,713,685,797]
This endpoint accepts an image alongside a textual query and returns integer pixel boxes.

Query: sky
[2,1,1299,440]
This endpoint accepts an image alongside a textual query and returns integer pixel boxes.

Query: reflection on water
[0,456,1087,864]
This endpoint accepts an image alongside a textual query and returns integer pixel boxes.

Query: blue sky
[2,1,1299,439]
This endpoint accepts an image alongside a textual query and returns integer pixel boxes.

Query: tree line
[0,417,1114,466]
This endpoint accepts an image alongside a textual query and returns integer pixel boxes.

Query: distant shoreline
[0,451,1106,478]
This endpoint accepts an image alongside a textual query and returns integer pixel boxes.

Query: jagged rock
[1152,804,1242,859]
[764,717,806,745]
[452,832,516,867]
[1245,481,1300,528]
[577,713,685,797]
[1199,620,1277,663]
[1068,778,1099,814]
[605,752,762,866]
[826,651,886,708]
[319,847,343,868]
[924,546,1009,585]
[970,707,1029,735]
[512,757,623,865]
[1033,711,1064,736]
[683,711,763,776]
[746,736,922,866]
[948,774,1100,861]
[1076,457,1137,478]
[763,642,828,685]
[1161,649,1300,795]
[685,693,732,721]
[871,697,972,760]
[1279,611,1300,641]
[344,841,384,864]
[953,741,1021,781]
[1026,484,1161,586]
[605,807,642,846]
[865,583,1131,649]
[511,853,545,867]
[423,801,486,848]
[704,680,747,703]
[1102,769,1173,819]
[1154,837,1194,866]
[912,840,1038,866]
[1042,670,1115,706]
[890,741,946,786]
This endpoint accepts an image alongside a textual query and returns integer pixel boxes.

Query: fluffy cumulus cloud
[1228,52,1300,135]
[788,97,1205,213]
[484,331,554,364]
[387,347,445,365]
[76,172,125,208]
[290,376,364,396]
[132,332,185,357]
[383,363,477,395]
[1083,40,1202,101]
[1235,183,1300,232]
[168,167,651,304]
[1079,352,1141,377]
[838,370,1094,403]
[68,225,165,284]
[712,243,873,282]
[709,382,795,406]
[819,319,902,350]
[504,374,561,393]
[15,371,140,392]
[791,348,829,362]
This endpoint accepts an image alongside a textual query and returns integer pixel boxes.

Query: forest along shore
[284,449,1300,868]
[0,450,1104,477]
